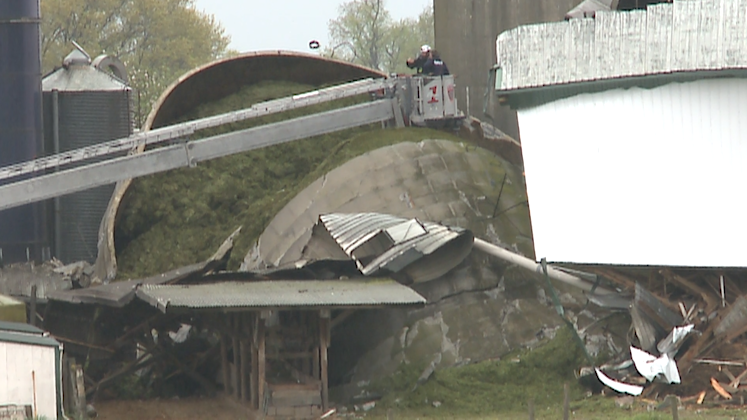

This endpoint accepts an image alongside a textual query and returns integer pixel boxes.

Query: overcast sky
[193,0,432,54]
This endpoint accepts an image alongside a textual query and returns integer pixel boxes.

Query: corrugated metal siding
[316,212,471,281]
[42,86,133,264]
[0,320,43,335]
[135,280,426,313]
[0,340,58,419]
[496,0,747,91]
[516,77,747,266]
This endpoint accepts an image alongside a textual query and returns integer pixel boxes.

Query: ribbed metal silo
[0,0,46,264]
[42,48,133,264]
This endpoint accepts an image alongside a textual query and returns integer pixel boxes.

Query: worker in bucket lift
[406,44,431,74]
[422,49,450,76]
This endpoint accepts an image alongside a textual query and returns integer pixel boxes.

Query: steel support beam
[0,100,395,212]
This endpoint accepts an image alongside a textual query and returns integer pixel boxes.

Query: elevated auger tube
[472,238,614,294]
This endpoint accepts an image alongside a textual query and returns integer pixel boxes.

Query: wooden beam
[232,314,241,399]
[320,310,330,411]
[220,333,231,395]
[109,314,161,350]
[313,347,320,380]
[251,316,258,409]
[28,285,37,327]
[257,314,266,412]
[163,349,217,397]
[331,309,355,330]
[313,313,320,380]
[240,313,250,402]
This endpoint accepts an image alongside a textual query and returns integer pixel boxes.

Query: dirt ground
[95,396,255,420]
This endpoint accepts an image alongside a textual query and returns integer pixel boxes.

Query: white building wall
[517,77,747,266]
[0,341,58,419]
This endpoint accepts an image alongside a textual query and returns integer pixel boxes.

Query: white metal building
[495,0,747,266]
[0,322,63,419]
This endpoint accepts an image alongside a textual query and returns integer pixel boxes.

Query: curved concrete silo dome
[94,51,386,281]
[243,139,534,283]
[145,50,386,129]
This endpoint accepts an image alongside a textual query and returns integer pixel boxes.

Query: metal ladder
[0,77,394,182]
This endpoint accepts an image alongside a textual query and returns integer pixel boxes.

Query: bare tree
[326,0,434,74]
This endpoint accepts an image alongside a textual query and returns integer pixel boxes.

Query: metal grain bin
[0,0,46,264]
[42,48,133,264]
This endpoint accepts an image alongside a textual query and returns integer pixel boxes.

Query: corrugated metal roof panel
[497,0,747,92]
[0,331,61,348]
[135,279,426,313]
[316,213,470,281]
[43,64,130,92]
[0,321,44,335]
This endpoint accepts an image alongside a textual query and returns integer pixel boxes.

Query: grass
[362,403,747,419]
[114,81,467,279]
[353,327,747,419]
[365,327,588,417]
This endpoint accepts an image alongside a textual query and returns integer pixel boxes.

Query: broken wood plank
[162,348,217,397]
[330,309,355,330]
[232,314,241,399]
[240,338,249,402]
[697,390,706,404]
[251,314,258,409]
[320,311,330,411]
[661,269,719,314]
[52,335,115,353]
[730,368,747,388]
[711,377,732,400]
[723,366,737,384]
[715,296,747,342]
[257,314,266,411]
[88,347,161,397]
[220,333,231,395]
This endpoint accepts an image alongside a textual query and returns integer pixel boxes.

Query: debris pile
[115,81,469,279]
[576,266,747,406]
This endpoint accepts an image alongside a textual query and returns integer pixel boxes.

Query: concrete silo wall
[434,0,578,140]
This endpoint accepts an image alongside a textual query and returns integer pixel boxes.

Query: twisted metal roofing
[314,213,471,279]
[244,139,533,276]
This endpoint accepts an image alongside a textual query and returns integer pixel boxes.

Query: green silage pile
[115,81,465,279]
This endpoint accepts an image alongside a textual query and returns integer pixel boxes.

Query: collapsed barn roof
[136,279,425,313]
[244,139,533,274]
[302,213,474,284]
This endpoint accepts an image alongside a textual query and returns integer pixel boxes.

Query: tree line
[40,0,432,123]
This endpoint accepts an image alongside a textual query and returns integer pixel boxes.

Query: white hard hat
[421,44,431,53]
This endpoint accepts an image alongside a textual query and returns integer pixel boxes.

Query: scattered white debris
[595,368,643,396]
[361,401,376,412]
[168,323,192,343]
[630,346,680,384]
